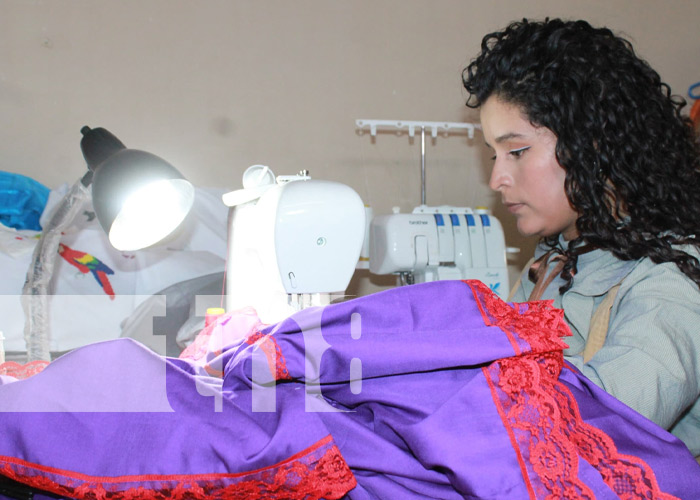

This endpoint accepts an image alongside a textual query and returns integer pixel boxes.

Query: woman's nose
[488,160,510,192]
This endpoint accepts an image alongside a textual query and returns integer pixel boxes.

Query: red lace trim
[245,330,291,381]
[0,360,49,380]
[465,279,570,358]
[0,435,355,500]
[468,279,678,500]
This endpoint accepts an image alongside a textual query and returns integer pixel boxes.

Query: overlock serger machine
[223,165,365,323]
[369,205,509,299]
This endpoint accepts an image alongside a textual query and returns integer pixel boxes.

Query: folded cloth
[0,280,698,499]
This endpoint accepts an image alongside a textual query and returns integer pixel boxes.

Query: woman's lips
[504,202,524,213]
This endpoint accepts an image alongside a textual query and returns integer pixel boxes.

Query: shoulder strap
[582,284,621,363]
[508,257,535,302]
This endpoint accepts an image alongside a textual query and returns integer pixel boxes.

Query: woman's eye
[509,146,530,158]
[490,146,529,162]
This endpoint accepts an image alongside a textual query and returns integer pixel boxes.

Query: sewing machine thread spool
[205,308,225,327]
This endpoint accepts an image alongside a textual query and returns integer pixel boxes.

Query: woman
[463,18,700,456]
[2,18,700,499]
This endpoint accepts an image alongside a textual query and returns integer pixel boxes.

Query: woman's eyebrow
[484,132,526,149]
[494,132,526,144]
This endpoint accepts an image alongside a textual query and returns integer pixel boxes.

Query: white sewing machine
[369,205,510,299]
[222,165,366,323]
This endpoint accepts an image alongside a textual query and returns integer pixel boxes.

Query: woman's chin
[515,221,541,238]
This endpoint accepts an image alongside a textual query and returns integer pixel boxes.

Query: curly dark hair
[463,18,700,292]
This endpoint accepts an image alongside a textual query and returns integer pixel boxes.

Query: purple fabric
[0,280,699,499]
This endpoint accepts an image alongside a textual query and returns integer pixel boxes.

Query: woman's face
[480,95,579,240]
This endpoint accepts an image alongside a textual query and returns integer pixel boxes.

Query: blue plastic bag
[0,171,50,231]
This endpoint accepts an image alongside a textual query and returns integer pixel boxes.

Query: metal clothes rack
[355,119,480,205]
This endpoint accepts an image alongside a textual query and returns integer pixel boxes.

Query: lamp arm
[21,178,90,361]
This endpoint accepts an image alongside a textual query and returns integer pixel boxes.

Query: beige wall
[2,0,699,294]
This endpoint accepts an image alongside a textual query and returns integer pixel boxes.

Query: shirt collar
[535,236,638,296]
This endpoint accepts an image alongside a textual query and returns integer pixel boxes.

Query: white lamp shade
[91,148,195,251]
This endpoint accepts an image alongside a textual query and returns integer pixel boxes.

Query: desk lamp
[21,126,195,361]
